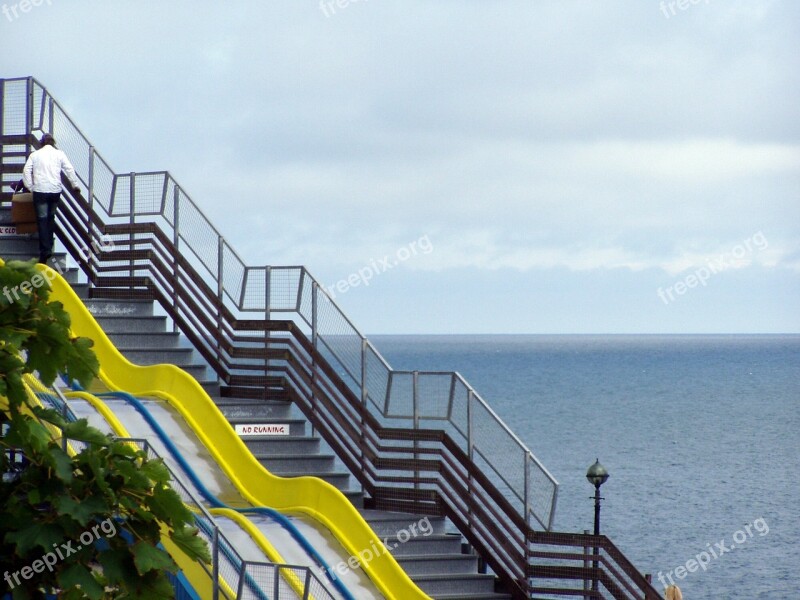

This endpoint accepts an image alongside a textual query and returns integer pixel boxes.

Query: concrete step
[413,573,498,596]
[83,298,154,317]
[213,397,293,420]
[115,347,195,365]
[278,470,352,491]
[94,315,168,334]
[239,435,320,454]
[360,510,448,536]
[0,236,39,252]
[396,554,479,576]
[384,533,463,557]
[253,453,336,473]
[106,331,182,349]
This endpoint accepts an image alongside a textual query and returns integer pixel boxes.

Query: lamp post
[586,459,609,593]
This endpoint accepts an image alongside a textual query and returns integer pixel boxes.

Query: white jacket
[22,145,80,194]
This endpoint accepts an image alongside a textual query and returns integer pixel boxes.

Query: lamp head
[586,459,609,488]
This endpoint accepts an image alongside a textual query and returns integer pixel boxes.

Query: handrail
[0,76,662,600]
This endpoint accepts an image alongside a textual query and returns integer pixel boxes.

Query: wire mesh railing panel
[91,154,116,214]
[315,291,363,387]
[132,172,168,216]
[49,105,91,180]
[471,397,527,505]
[385,371,414,419]
[1,79,28,136]
[413,372,455,421]
[177,198,220,279]
[221,242,246,308]
[269,267,303,312]
[364,343,391,416]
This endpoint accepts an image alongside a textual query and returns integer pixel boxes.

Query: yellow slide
[41,264,431,600]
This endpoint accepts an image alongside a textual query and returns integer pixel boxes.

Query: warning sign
[234,423,290,437]
[0,225,17,235]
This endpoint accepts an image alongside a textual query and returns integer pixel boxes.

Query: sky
[2,1,798,334]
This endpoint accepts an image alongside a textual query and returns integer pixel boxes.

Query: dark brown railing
[0,76,662,600]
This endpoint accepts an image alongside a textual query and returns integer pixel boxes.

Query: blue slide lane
[83,388,355,600]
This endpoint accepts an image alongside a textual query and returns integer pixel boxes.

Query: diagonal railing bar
[0,76,662,600]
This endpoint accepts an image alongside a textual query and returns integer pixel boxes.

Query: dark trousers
[33,191,61,262]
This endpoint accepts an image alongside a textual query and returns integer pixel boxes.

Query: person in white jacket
[22,133,81,263]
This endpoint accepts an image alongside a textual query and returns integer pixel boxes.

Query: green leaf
[62,419,110,446]
[57,563,104,600]
[131,541,177,575]
[147,484,192,525]
[139,458,170,484]
[5,522,64,554]
[170,525,212,564]
[55,495,109,527]
[47,446,74,483]
[97,546,133,587]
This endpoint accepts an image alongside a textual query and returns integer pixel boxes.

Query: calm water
[370,334,800,599]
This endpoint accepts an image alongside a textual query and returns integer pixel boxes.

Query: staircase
[1,76,664,600]
[0,211,511,599]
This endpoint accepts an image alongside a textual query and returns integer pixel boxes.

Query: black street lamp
[586,459,609,593]
[586,459,609,535]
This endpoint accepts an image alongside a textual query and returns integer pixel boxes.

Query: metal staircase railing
[0,76,662,600]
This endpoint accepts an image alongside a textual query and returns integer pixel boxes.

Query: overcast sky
[3,1,798,333]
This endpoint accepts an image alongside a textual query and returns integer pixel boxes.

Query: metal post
[129,173,135,290]
[25,77,33,157]
[48,96,54,139]
[360,337,368,495]
[593,483,601,593]
[211,526,219,600]
[87,146,95,289]
[467,389,474,527]
[273,565,280,599]
[172,184,180,333]
[0,79,5,138]
[310,282,319,435]
[217,237,225,385]
[265,265,271,389]
[583,529,591,594]
[413,370,420,491]
[303,568,312,600]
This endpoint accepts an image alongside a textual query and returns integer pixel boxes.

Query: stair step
[116,347,196,364]
[254,453,336,472]
[216,399,293,419]
[360,510,448,536]
[106,331,182,349]
[395,554,479,576]
[83,298,153,317]
[277,470,352,491]
[238,435,321,454]
[94,315,168,333]
[385,533,463,557]
[413,573,498,595]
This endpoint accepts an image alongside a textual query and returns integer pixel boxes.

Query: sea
[369,334,800,600]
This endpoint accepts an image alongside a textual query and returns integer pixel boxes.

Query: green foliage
[1,260,210,599]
